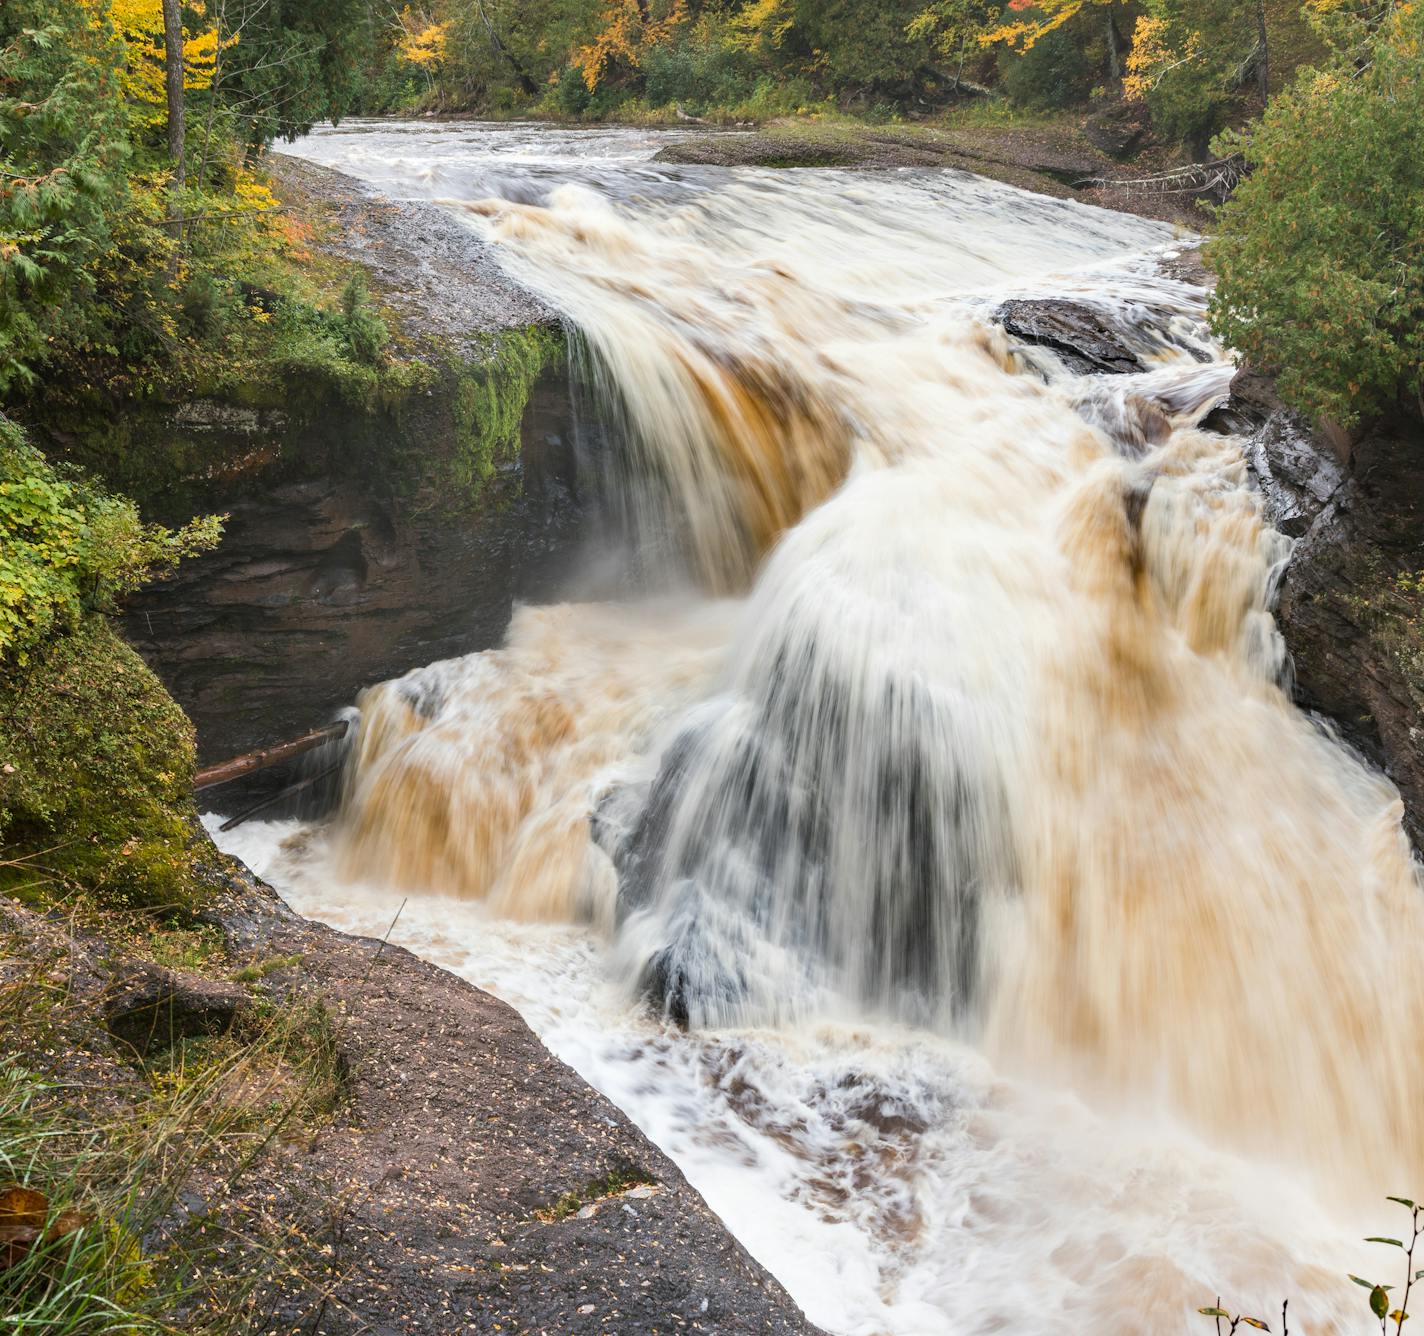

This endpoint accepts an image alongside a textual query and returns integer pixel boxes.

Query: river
[213,121,1422,1335]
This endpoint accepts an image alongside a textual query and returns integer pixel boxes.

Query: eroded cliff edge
[1214,371,1424,848]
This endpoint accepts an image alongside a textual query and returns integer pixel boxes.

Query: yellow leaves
[574,0,688,91]
[233,174,278,213]
[1121,14,1199,100]
[396,8,448,67]
[107,0,233,120]
[727,0,793,53]
[980,0,1085,52]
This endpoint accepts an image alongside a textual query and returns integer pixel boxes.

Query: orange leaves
[0,1184,93,1272]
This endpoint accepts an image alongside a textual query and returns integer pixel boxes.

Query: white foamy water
[237,122,1424,1334]
[215,811,1377,1336]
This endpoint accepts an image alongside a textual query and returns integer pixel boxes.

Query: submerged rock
[993,298,1148,375]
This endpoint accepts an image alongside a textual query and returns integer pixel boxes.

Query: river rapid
[215,121,1424,1334]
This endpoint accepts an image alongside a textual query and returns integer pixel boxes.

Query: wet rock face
[993,298,1149,376]
[1218,370,1424,846]
[126,365,595,772]
[1275,424,1424,847]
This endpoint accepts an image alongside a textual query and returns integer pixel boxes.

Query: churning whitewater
[221,122,1423,1334]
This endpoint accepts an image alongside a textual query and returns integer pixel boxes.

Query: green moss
[447,326,564,497]
[534,1165,655,1223]
[0,617,207,914]
[232,953,303,984]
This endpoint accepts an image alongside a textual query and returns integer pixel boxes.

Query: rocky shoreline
[654,118,1207,228]
[2,853,820,1334]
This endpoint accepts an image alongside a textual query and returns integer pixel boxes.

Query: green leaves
[1207,4,1424,428]
[1372,1285,1391,1320]
[0,427,221,661]
[1369,1239,1407,1249]
[1,0,131,393]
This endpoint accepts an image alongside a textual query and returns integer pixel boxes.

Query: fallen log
[194,720,349,791]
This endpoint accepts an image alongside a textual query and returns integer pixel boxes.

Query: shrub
[0,426,221,663]
[1208,5,1424,428]
[0,424,221,912]
[642,34,758,113]
[997,16,1098,110]
[548,64,630,120]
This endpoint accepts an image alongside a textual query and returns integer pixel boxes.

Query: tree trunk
[1254,0,1270,103]
[472,0,539,96]
[162,0,185,188]
[1105,8,1121,85]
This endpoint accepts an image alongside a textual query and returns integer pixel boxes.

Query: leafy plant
[1208,3,1424,428]
[1202,1196,1424,1335]
[0,429,221,662]
[0,0,130,393]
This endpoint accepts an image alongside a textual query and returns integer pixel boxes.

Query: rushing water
[222,121,1424,1334]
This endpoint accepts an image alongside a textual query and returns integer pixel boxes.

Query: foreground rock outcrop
[2,857,820,1334]
[206,865,819,1334]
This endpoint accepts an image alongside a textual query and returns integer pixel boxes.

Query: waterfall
[244,122,1424,1334]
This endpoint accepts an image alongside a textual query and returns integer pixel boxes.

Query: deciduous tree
[1209,3,1424,427]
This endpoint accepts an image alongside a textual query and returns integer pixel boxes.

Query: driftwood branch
[1076,154,1246,203]
[195,719,349,791]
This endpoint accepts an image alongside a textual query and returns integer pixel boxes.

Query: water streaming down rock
[308,134,1424,1209]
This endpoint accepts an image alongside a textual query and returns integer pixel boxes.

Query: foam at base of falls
[215,814,1381,1336]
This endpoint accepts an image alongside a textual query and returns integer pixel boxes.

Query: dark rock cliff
[1216,372,1424,846]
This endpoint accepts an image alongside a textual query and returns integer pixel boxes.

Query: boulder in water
[993,299,1147,376]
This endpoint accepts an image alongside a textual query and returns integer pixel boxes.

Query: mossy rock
[0,617,207,914]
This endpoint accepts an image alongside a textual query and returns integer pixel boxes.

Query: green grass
[0,927,348,1333]
[534,1165,655,1223]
